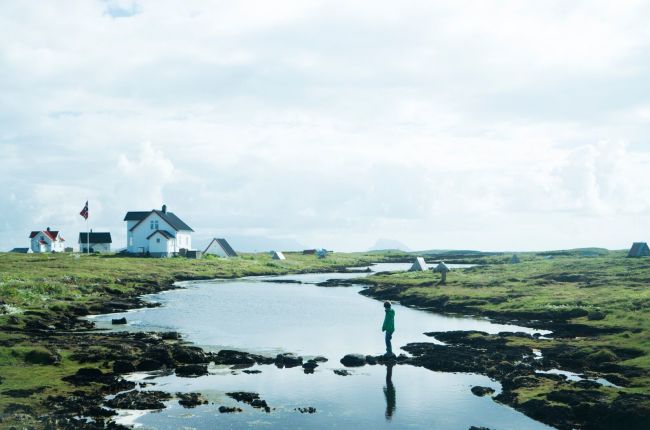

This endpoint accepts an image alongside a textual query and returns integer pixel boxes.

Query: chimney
[162,204,167,213]
[47,227,50,231]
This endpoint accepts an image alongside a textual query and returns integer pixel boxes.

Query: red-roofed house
[29,227,65,253]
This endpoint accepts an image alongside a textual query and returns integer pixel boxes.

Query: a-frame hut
[510,254,521,264]
[627,242,650,258]
[204,238,238,257]
[409,257,428,272]
[271,250,286,260]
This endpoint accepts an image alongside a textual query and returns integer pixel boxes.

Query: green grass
[362,251,650,397]
[0,251,391,423]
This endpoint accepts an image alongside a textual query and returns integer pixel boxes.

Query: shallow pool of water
[90,263,553,429]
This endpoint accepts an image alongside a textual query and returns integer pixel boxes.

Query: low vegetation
[0,251,391,428]
[360,250,650,428]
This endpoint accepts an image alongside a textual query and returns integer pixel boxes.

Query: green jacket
[382,308,395,332]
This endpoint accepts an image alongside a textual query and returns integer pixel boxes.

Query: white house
[204,238,238,257]
[29,228,65,253]
[123,205,194,257]
[78,231,112,253]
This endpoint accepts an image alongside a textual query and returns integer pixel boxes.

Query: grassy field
[0,251,394,427]
[360,250,650,424]
[1,250,648,429]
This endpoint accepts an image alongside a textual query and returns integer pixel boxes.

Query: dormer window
[150,220,159,230]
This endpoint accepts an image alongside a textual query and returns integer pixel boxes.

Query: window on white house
[156,238,160,243]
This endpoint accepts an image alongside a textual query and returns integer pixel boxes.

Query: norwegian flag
[80,201,89,220]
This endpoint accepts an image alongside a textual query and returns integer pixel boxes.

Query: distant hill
[369,239,411,252]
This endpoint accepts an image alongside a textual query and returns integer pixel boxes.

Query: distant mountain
[369,239,411,252]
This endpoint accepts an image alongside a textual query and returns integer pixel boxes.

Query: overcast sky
[1,0,649,252]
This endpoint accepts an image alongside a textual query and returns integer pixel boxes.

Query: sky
[1,0,650,252]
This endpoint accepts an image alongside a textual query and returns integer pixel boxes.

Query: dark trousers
[385,330,394,354]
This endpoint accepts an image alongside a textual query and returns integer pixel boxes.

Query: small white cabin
[29,228,65,253]
[78,232,112,253]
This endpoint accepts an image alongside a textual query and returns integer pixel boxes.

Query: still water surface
[91,263,553,429]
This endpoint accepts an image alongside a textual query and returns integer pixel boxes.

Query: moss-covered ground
[0,251,392,428]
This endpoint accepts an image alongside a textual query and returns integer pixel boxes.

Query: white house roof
[125,208,194,232]
[78,232,112,244]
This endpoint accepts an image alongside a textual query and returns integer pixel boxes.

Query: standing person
[382,301,395,356]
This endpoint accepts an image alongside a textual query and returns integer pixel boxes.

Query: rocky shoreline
[4,262,649,430]
[360,286,650,430]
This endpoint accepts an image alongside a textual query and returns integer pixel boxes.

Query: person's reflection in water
[384,364,396,420]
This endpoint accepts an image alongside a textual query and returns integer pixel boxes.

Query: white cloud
[1,1,649,251]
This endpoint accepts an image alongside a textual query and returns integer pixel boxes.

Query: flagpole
[86,200,89,255]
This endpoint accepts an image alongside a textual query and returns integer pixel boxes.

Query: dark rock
[219,405,243,413]
[471,386,495,397]
[302,360,319,373]
[295,406,317,413]
[216,349,256,366]
[312,356,328,363]
[588,311,606,321]
[172,345,207,364]
[243,369,262,374]
[175,364,208,377]
[275,353,303,368]
[2,386,46,398]
[63,368,108,385]
[113,360,136,374]
[136,359,164,371]
[226,391,270,412]
[161,331,181,340]
[111,317,127,325]
[340,354,366,367]
[105,390,172,410]
[24,348,61,365]
[25,319,55,331]
[574,379,602,389]
[469,427,492,430]
[176,392,208,408]
[334,369,352,376]
[146,345,175,366]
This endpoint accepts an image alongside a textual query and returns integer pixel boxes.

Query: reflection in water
[384,364,396,420]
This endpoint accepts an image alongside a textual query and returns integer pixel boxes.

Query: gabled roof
[204,238,238,257]
[78,232,112,243]
[126,210,194,232]
[146,230,175,240]
[29,230,64,241]
[10,248,30,253]
[123,211,151,221]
